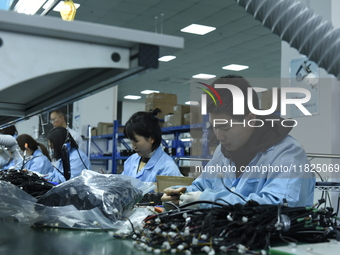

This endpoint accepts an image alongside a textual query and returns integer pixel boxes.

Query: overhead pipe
[235,0,340,78]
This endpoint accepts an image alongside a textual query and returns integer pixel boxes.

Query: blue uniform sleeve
[198,141,315,208]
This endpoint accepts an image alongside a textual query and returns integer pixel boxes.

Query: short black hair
[0,125,18,136]
[206,75,259,120]
[124,109,162,151]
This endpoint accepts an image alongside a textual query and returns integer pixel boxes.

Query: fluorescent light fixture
[180,24,216,35]
[124,95,141,100]
[185,101,199,105]
[158,55,176,62]
[192,73,216,79]
[141,90,160,94]
[14,0,47,15]
[222,64,249,71]
[43,0,80,11]
[253,87,268,93]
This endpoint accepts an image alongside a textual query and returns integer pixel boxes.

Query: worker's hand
[179,191,202,209]
[161,187,187,205]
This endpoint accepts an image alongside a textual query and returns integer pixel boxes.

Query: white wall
[73,86,118,137]
[121,101,145,125]
[16,115,40,138]
[281,0,340,207]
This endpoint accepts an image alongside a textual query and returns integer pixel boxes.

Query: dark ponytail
[124,108,162,151]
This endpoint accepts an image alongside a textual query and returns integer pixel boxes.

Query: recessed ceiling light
[158,55,176,62]
[253,87,268,93]
[14,0,47,15]
[124,95,141,100]
[222,64,249,71]
[192,73,216,79]
[180,24,216,35]
[43,0,80,12]
[141,90,160,94]
[185,101,199,105]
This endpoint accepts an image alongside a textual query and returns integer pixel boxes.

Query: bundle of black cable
[37,174,143,222]
[132,200,340,254]
[0,169,55,198]
[136,192,163,206]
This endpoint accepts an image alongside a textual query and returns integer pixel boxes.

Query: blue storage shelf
[88,120,210,174]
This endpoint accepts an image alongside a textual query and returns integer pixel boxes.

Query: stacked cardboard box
[145,92,177,119]
[172,105,191,126]
[97,122,112,135]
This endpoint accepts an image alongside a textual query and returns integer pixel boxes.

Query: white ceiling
[36,0,282,104]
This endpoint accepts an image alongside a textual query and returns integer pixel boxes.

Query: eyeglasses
[50,118,59,124]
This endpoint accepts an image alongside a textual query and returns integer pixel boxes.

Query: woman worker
[121,109,182,182]
[46,127,91,183]
[16,134,55,175]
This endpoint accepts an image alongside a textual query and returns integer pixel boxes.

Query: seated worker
[162,75,315,208]
[46,127,91,183]
[121,109,182,182]
[0,125,19,169]
[50,109,85,153]
[16,134,55,175]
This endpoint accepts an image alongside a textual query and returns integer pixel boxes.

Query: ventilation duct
[236,0,340,78]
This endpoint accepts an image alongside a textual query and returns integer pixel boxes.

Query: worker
[16,134,55,175]
[46,127,91,183]
[0,125,19,169]
[0,125,18,137]
[50,109,85,153]
[162,75,315,208]
[121,109,182,182]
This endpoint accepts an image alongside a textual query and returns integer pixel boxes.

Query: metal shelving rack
[88,120,212,174]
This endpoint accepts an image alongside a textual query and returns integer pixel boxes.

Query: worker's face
[50,112,65,128]
[130,133,154,157]
[209,112,255,152]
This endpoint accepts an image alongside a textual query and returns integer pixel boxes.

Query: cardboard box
[145,92,177,105]
[91,127,97,136]
[145,103,176,120]
[164,114,174,127]
[156,175,194,193]
[191,138,203,156]
[183,112,191,125]
[145,92,177,119]
[97,122,112,135]
[173,105,191,126]
[190,105,202,124]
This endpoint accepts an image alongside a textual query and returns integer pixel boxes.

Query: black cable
[219,178,247,202]
[75,148,89,170]
[52,165,64,176]
[20,155,44,169]
[132,202,339,253]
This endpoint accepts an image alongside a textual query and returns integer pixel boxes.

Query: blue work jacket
[22,149,54,175]
[47,148,91,183]
[122,146,182,183]
[177,135,315,208]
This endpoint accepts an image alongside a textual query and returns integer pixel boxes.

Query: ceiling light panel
[124,95,141,100]
[158,55,176,62]
[180,24,216,35]
[141,90,160,94]
[14,0,47,15]
[222,64,249,71]
[192,73,216,79]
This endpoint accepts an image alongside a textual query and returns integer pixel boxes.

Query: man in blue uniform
[162,75,315,208]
